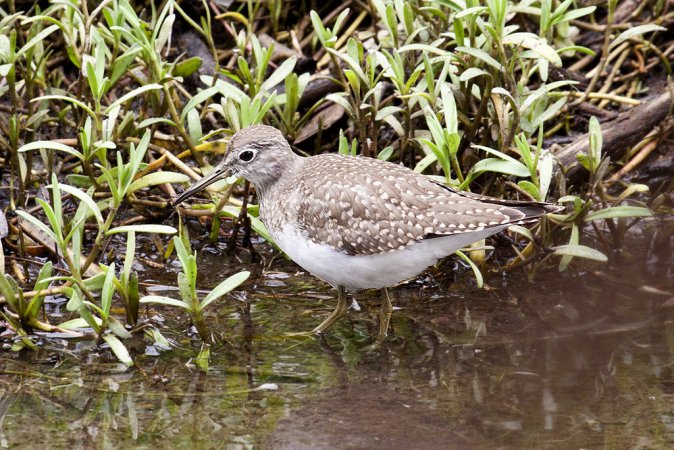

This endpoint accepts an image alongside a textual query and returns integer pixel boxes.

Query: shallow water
[1,239,673,449]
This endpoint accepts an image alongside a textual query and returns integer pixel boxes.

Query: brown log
[554,91,673,182]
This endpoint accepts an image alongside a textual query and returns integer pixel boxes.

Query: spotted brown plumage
[281,154,554,256]
[174,125,562,337]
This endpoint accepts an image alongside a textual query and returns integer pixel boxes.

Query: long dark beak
[173,164,231,206]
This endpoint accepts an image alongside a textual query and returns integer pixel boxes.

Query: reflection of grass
[2,257,672,447]
[0,329,336,447]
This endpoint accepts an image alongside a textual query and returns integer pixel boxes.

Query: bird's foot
[377,287,394,341]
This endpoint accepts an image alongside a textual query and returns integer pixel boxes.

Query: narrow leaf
[140,295,191,310]
[200,271,250,310]
[105,84,163,113]
[610,24,666,50]
[19,141,84,160]
[180,86,220,122]
[128,172,190,194]
[455,250,483,288]
[584,206,652,221]
[261,56,297,92]
[57,184,104,224]
[553,244,608,262]
[102,334,134,367]
[106,225,177,235]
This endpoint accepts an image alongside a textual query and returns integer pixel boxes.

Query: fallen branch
[554,90,673,183]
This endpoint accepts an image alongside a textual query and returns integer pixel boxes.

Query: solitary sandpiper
[175,125,561,337]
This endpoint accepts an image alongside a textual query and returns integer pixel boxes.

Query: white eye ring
[239,149,256,162]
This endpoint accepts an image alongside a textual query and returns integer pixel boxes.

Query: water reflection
[1,245,672,449]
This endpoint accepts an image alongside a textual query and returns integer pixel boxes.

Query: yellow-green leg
[312,285,348,335]
[378,287,393,341]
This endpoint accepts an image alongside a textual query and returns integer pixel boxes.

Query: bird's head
[174,125,296,205]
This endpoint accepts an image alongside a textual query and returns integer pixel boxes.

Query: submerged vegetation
[0,0,669,370]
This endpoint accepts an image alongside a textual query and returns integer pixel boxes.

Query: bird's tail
[514,203,565,218]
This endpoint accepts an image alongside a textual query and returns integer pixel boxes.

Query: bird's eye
[239,150,255,162]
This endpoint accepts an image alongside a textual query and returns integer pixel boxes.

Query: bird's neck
[253,151,304,200]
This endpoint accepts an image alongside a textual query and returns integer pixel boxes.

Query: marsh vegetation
[0,0,671,447]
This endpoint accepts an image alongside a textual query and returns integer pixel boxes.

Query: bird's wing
[293,155,549,256]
